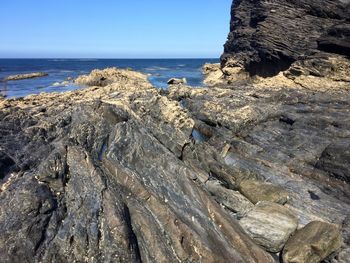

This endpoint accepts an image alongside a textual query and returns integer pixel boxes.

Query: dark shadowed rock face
[218,0,350,90]
[222,0,350,77]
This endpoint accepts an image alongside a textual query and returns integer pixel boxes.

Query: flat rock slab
[239,201,298,252]
[239,179,290,204]
[283,221,342,263]
[4,72,48,81]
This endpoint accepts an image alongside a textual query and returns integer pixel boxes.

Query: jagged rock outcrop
[1,1,350,261]
[205,0,350,89]
[0,69,276,263]
[1,67,349,262]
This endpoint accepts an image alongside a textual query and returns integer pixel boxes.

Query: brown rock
[283,221,342,263]
[239,179,290,204]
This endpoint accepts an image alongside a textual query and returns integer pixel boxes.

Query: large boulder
[239,201,298,252]
[283,221,342,263]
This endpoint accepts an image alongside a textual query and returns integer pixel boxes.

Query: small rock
[65,77,73,81]
[52,82,61,87]
[239,179,290,204]
[206,180,254,218]
[167,78,187,85]
[283,221,342,263]
[239,201,298,252]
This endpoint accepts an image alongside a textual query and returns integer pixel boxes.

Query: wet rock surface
[0,67,349,262]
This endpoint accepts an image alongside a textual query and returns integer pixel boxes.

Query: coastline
[1,67,349,262]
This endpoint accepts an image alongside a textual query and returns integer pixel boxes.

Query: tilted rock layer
[1,1,350,262]
[214,0,350,89]
[1,67,350,262]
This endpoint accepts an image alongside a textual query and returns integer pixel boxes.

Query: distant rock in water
[167,77,187,85]
[75,67,147,87]
[206,0,350,90]
[4,72,48,81]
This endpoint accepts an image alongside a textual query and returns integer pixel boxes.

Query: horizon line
[0,57,220,60]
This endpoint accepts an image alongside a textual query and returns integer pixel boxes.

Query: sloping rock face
[0,69,275,263]
[1,68,349,262]
[217,0,350,89]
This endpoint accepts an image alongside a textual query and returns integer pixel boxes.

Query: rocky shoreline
[1,0,350,262]
[1,66,349,262]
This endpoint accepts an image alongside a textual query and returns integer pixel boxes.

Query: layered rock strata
[206,0,350,90]
[1,68,349,262]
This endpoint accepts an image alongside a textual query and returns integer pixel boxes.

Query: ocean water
[0,59,219,98]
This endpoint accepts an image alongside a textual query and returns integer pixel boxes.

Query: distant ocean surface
[0,59,219,98]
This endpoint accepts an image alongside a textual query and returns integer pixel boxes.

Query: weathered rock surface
[0,68,276,263]
[282,221,342,263]
[206,180,254,218]
[75,67,146,87]
[168,82,350,260]
[4,72,49,81]
[239,179,290,205]
[202,63,224,85]
[239,201,298,252]
[1,0,350,260]
[1,64,350,262]
[213,0,350,89]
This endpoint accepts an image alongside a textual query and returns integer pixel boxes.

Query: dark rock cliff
[221,0,350,84]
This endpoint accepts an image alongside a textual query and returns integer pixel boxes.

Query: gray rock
[316,140,350,183]
[222,0,350,77]
[239,201,298,252]
[220,0,350,90]
[206,180,254,218]
[0,68,275,263]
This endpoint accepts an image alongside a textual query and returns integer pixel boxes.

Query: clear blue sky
[0,0,232,58]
